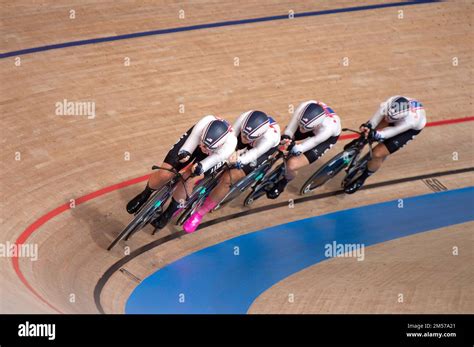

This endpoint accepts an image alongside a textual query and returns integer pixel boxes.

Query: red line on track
[10,116,474,313]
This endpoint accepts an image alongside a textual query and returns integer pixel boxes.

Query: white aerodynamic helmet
[241,110,270,141]
[385,96,410,122]
[201,119,231,151]
[298,101,327,131]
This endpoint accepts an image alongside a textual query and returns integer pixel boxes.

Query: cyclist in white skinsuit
[183,110,281,233]
[126,115,237,230]
[267,100,342,199]
[345,95,426,194]
[177,115,239,174]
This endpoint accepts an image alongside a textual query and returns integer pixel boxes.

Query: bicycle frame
[175,163,229,225]
[340,129,375,188]
[213,152,281,210]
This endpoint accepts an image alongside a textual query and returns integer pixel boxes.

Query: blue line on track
[126,186,474,314]
[1,0,439,59]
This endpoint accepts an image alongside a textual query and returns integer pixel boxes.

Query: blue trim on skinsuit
[1,0,440,59]
[126,186,474,314]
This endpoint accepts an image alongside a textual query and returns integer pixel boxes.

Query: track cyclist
[344,96,426,194]
[126,115,237,230]
[267,100,341,199]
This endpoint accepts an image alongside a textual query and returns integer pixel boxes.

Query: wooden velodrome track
[1,0,473,314]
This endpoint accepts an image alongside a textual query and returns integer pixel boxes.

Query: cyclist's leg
[183,168,246,233]
[211,168,246,200]
[367,126,422,176]
[367,143,390,172]
[127,127,193,214]
[345,128,422,193]
[151,148,207,229]
[352,119,391,179]
[296,136,338,175]
[365,119,391,173]
[150,165,194,229]
[148,162,175,189]
[348,143,389,188]
[286,155,310,180]
[126,162,175,214]
[268,136,338,199]
[150,127,196,190]
[266,155,309,199]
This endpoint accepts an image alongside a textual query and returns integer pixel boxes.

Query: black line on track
[94,166,474,313]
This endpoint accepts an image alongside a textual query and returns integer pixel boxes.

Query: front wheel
[300,151,350,195]
[107,188,169,250]
[107,206,159,250]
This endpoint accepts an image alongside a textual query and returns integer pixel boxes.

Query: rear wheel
[243,185,269,207]
[300,151,350,195]
[243,164,284,206]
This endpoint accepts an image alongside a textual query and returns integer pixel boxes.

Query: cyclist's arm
[368,109,384,128]
[232,111,251,136]
[238,127,280,165]
[284,105,303,137]
[199,134,237,172]
[368,101,388,128]
[181,115,216,154]
[376,119,413,140]
[293,125,333,153]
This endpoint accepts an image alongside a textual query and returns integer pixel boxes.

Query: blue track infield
[126,186,474,314]
[1,0,439,59]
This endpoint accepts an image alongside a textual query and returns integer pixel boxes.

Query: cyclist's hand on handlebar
[228,152,238,164]
[368,129,382,142]
[289,144,302,157]
[281,135,295,153]
[359,123,372,138]
[191,162,204,176]
[359,122,372,138]
[280,134,292,145]
[279,135,293,152]
[178,150,191,163]
[228,161,243,170]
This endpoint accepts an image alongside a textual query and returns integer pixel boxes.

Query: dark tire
[123,209,157,241]
[300,151,349,195]
[107,215,143,250]
[107,189,168,250]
